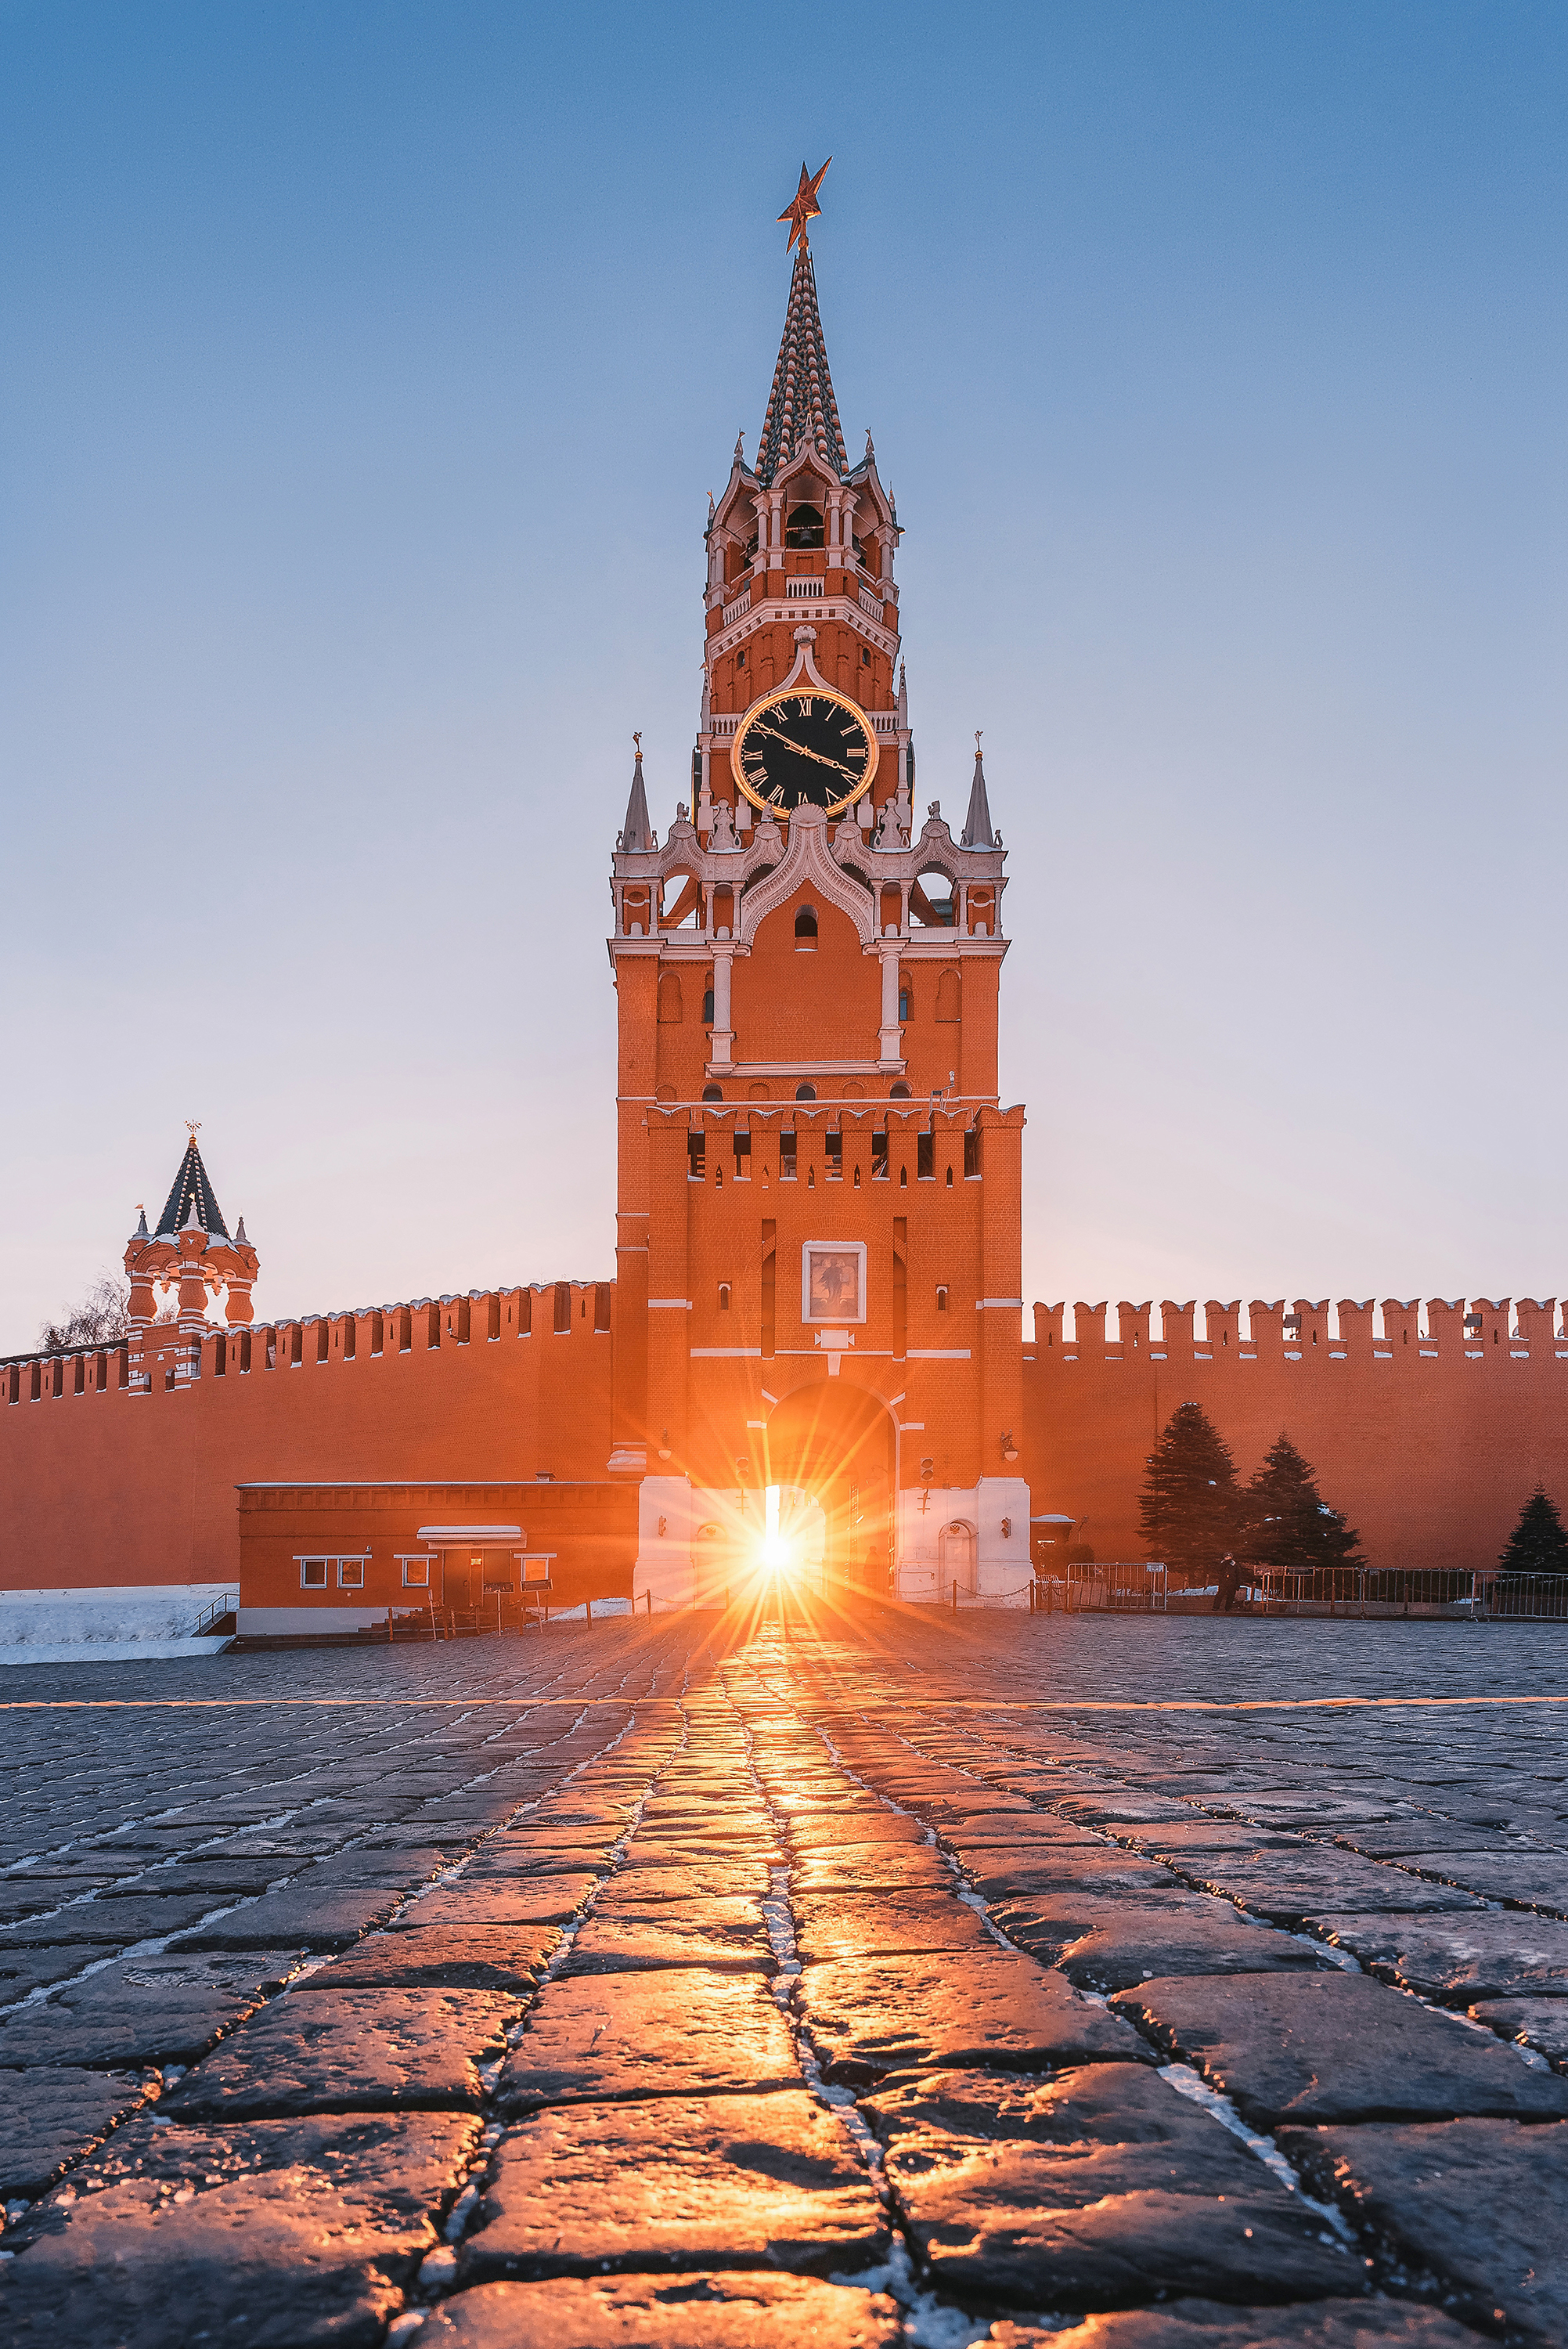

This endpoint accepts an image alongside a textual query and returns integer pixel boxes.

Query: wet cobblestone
[0,1613,1564,2342]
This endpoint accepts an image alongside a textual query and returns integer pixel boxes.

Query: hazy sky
[3,2,1564,1348]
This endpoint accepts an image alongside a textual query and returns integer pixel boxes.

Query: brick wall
[0,1283,615,1591]
[1022,1297,1568,1575]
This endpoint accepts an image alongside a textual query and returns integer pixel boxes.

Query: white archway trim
[738,806,875,947]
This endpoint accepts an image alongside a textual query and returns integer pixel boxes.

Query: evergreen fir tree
[1498,1486,1568,1575]
[1242,1433,1364,1573]
[1137,1402,1242,1577]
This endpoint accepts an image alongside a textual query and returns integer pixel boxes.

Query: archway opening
[761,1380,893,1593]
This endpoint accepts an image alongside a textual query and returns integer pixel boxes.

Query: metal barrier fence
[1029,1566,1568,1619]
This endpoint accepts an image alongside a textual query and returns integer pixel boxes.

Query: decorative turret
[961,734,996,850]
[619,735,654,855]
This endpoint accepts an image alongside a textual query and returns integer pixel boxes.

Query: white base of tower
[632,1476,696,1611]
[894,1477,1032,1607]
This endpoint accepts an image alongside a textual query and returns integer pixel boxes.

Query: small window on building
[337,1557,366,1589]
[702,979,715,1023]
[898,983,911,1020]
[688,1132,706,1181]
[946,1164,953,1188]
[795,1083,816,1101]
[402,1557,430,1588]
[917,1134,935,1180]
[936,1285,949,1312]
[890,1081,910,1098]
[719,1283,731,1312]
[826,1133,843,1179]
[860,645,871,667]
[964,1131,980,1179]
[300,1558,327,1589]
[794,906,818,942]
[702,1084,723,1102]
[737,645,748,667]
[780,1131,797,1179]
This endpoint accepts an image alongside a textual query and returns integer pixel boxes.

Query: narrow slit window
[718,1283,731,1312]
[936,1285,949,1312]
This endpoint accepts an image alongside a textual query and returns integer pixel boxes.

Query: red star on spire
[778,158,831,253]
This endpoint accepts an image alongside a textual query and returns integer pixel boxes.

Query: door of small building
[939,1519,977,1597]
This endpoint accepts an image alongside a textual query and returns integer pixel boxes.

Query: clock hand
[750,720,861,781]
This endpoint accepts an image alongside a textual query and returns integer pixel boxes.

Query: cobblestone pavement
[1,1611,1565,2345]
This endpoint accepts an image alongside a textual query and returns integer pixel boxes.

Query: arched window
[702,1084,723,1102]
[936,1285,949,1312]
[794,906,818,942]
[718,1283,730,1312]
[935,969,961,1023]
[889,1081,910,1098]
[701,974,715,1023]
[913,870,956,928]
[658,972,683,1023]
[898,976,912,1020]
[795,1084,816,1102]
[784,503,824,549]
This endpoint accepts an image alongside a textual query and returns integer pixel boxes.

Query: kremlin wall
[2,1276,1563,1620]
[4,188,1564,1633]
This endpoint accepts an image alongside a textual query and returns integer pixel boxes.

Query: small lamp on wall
[1000,1431,1018,1463]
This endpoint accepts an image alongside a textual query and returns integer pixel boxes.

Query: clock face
[730,687,879,817]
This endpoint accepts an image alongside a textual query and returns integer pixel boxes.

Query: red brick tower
[610,169,1028,1607]
[124,1130,259,1395]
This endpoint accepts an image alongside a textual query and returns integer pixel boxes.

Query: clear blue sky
[2,1,1564,1345]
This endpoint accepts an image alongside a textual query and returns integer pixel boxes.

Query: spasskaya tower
[607,163,1029,1611]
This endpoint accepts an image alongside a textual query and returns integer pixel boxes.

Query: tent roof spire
[755,164,848,487]
[155,1131,231,1241]
[961,731,996,850]
[619,733,654,854]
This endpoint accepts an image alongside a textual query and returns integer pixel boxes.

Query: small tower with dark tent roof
[124,1129,259,1394]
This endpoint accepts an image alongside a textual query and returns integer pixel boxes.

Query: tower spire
[619,733,653,854]
[154,1130,231,1241]
[755,164,848,486]
[961,731,996,850]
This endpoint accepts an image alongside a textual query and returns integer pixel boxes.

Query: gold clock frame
[730,684,880,817]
